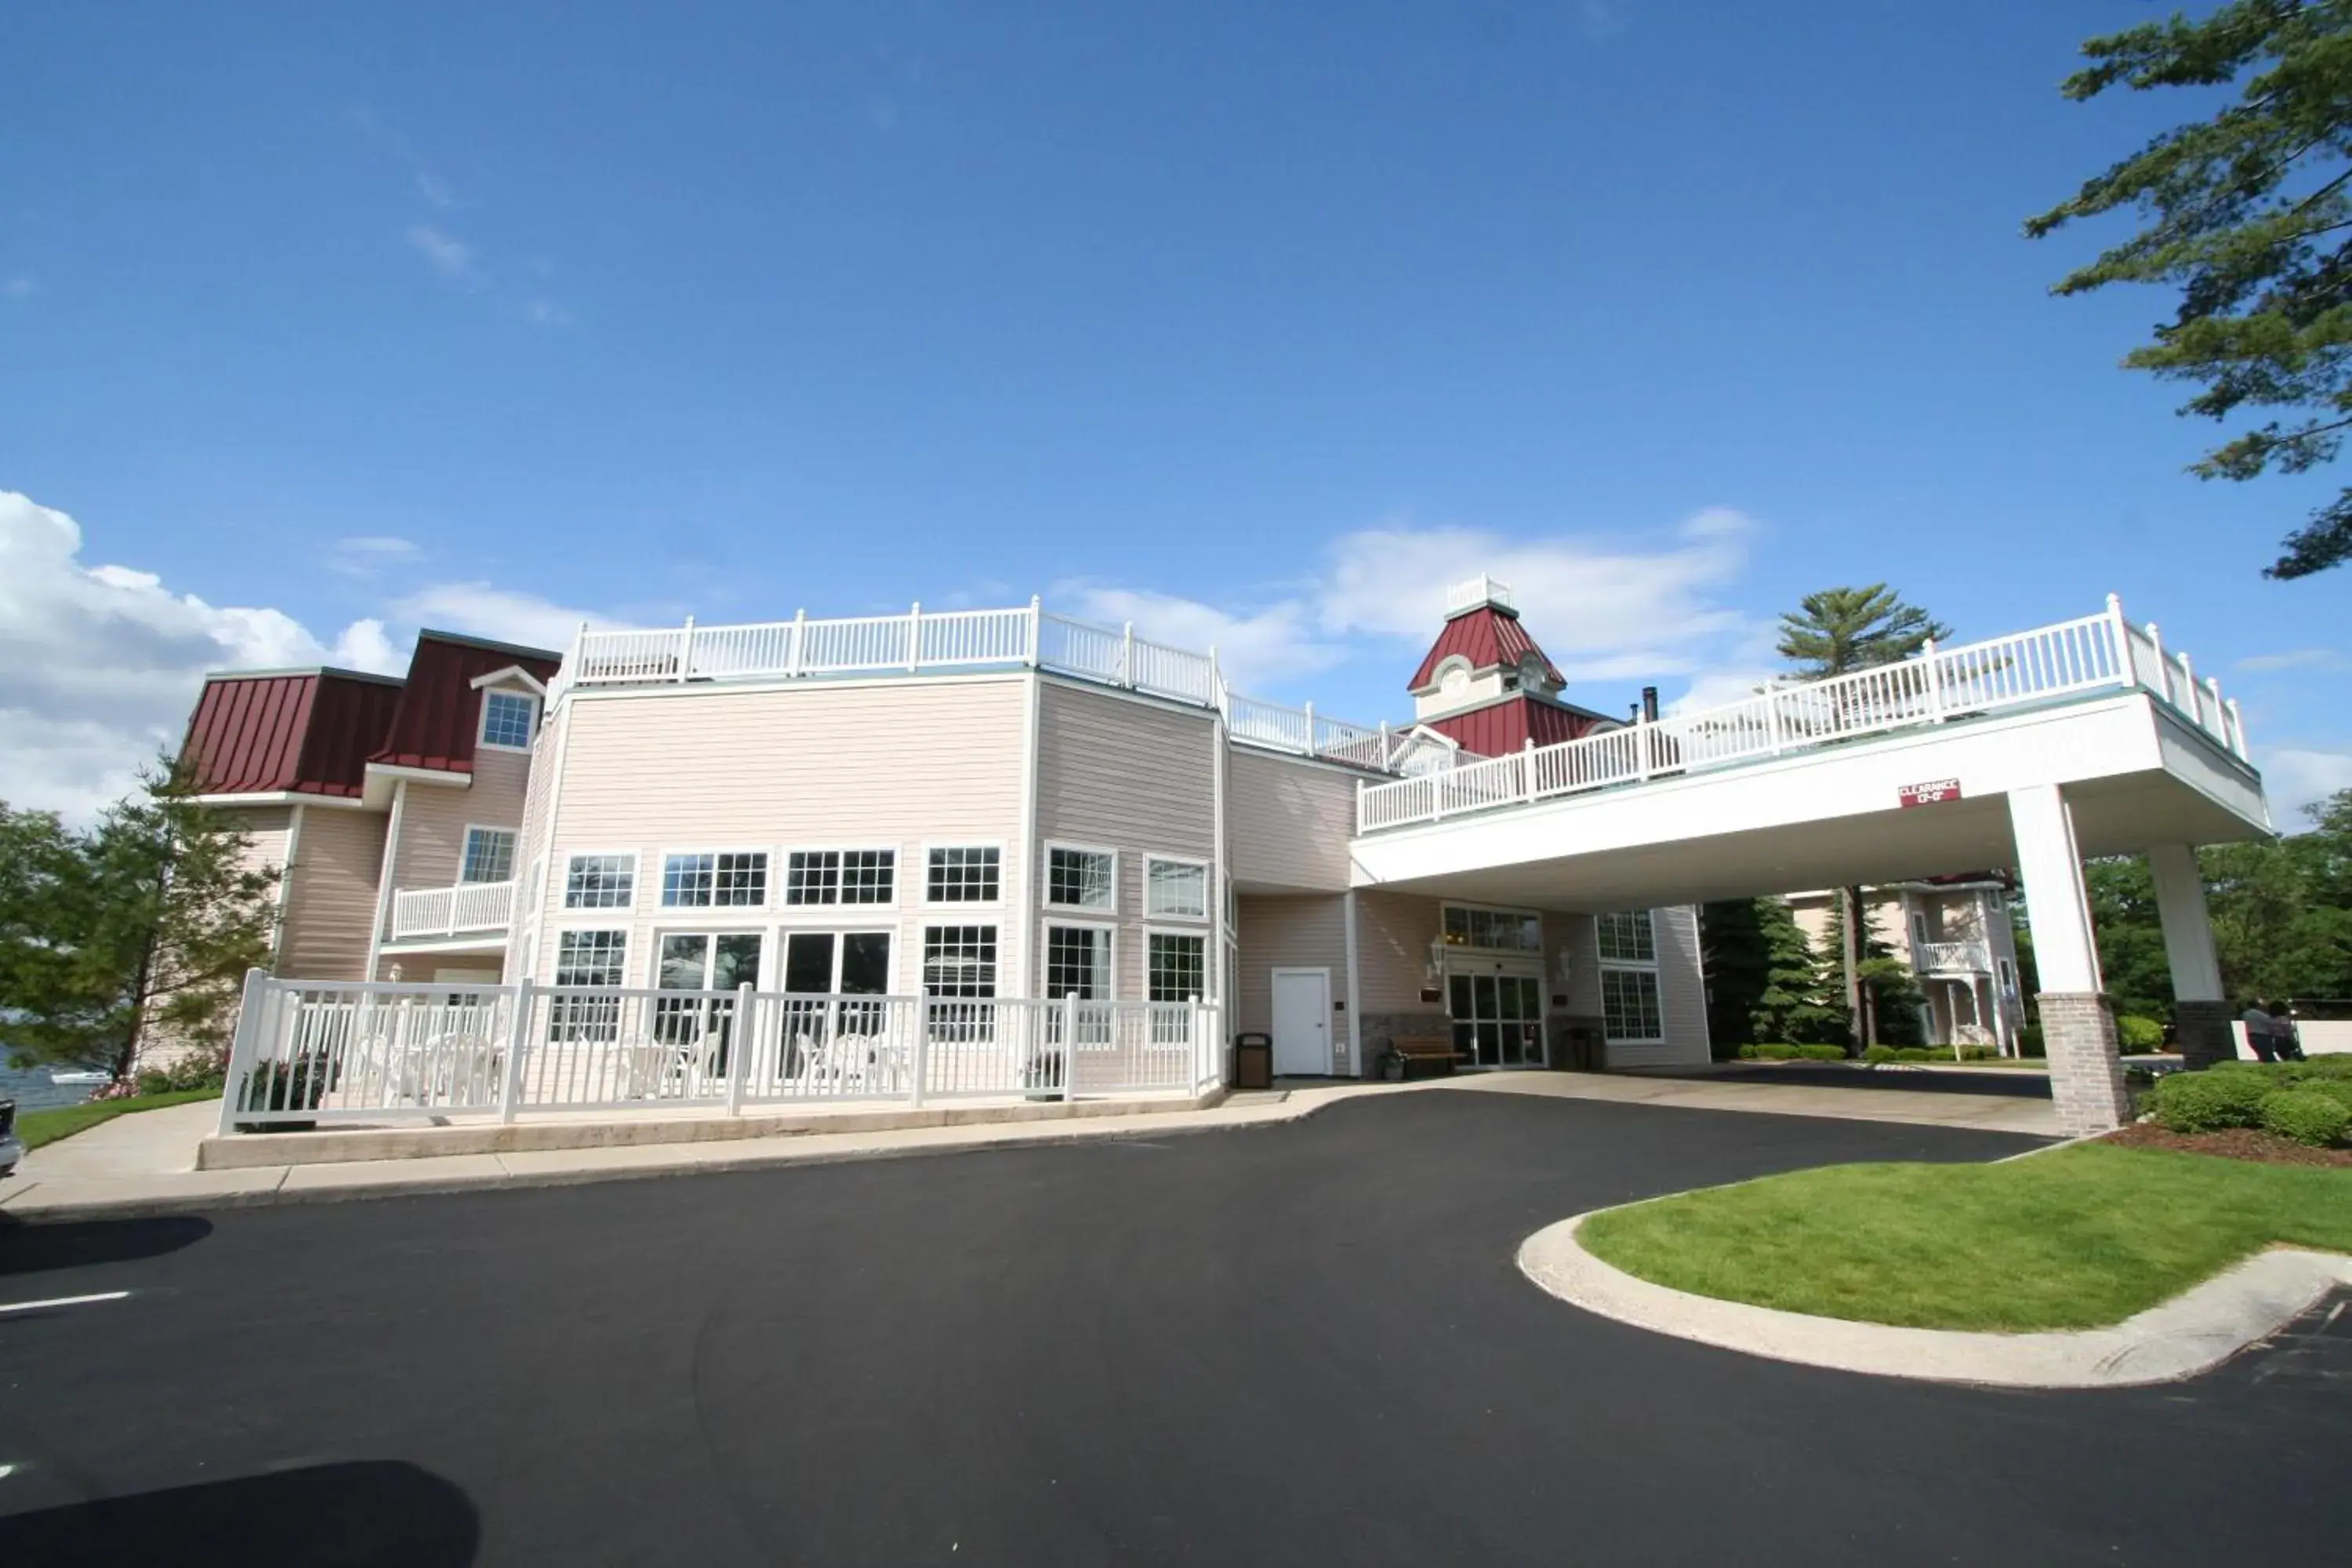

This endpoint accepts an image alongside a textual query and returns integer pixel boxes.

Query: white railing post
[1191,996,1207,1092]
[727,983,753,1116]
[1062,992,1078,1102]
[1921,639,1944,723]
[1303,701,1316,757]
[677,615,695,682]
[2104,593,2132,686]
[1027,595,1042,669]
[2227,697,2249,759]
[787,608,806,677]
[499,979,534,1124]
[219,967,271,1135]
[1636,714,1652,782]
[908,601,923,671]
[1377,719,1391,768]
[1523,738,1537,800]
[1764,684,1784,753]
[1210,647,1225,717]
[1120,622,1135,688]
[2203,676,2226,742]
[2143,622,2168,702]
[910,997,930,1109]
[2177,652,2201,727]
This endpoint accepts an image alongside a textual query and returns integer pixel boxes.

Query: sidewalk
[0,1069,2058,1221]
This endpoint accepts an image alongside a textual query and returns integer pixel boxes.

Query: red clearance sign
[1899,779,1962,808]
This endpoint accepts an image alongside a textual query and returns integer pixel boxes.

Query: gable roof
[368,630,562,774]
[182,668,405,798]
[1407,604,1563,692]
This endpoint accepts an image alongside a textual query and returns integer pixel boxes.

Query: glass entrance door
[1448,970,1546,1068]
[655,931,763,1076]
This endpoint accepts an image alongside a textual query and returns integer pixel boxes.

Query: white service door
[1271,969,1330,1077]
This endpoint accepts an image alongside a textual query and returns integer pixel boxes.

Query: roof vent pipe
[1641,686,1660,723]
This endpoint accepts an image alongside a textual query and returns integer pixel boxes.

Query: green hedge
[1796,1044,1848,1062]
[2151,1060,2352,1144]
[2115,1014,2165,1053]
[2261,1091,2351,1148]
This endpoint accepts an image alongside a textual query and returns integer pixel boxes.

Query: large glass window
[926,846,1000,903]
[1045,925,1112,1000]
[564,854,634,909]
[786,849,895,906]
[922,925,998,998]
[662,851,768,908]
[1443,905,1542,954]
[460,827,515,884]
[480,690,538,750]
[1145,858,1207,920]
[550,929,626,1041]
[1447,971,1544,1067]
[1602,968,1664,1043]
[779,931,892,993]
[655,932,763,1068]
[1047,847,1115,911]
[1147,932,1206,1002]
[1596,910,1657,963]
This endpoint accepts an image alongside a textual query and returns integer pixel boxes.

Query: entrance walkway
[1432,1067,2062,1136]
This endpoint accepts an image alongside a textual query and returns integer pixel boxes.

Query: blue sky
[3,1,2347,820]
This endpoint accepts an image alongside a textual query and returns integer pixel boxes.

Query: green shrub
[1796,1044,1847,1062]
[1751,1043,1798,1061]
[1893,1047,1933,1062]
[1958,1045,1998,1062]
[1863,1044,1897,1065]
[2115,1014,2165,1053]
[134,1052,228,1097]
[1736,1044,1759,1059]
[2259,1090,2350,1148]
[2019,1022,2045,1058]
[2151,1069,2273,1134]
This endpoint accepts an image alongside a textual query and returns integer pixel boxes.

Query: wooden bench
[1381,1033,1465,1080]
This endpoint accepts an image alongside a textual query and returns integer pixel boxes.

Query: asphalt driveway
[2,1091,2345,1566]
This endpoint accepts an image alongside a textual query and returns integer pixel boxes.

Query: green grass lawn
[15,1088,220,1152]
[1577,1143,2352,1332]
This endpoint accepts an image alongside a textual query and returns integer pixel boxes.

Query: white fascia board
[191,791,375,811]
[469,666,549,695]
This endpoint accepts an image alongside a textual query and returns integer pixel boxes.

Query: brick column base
[2037,992,2131,1136]
[2173,999,2237,1072]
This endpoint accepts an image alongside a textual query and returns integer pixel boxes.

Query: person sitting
[2241,998,2278,1062]
[2272,1004,2306,1062]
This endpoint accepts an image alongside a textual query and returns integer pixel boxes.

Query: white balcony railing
[551,600,1417,772]
[390,880,517,942]
[1914,941,1992,975]
[1356,596,2252,833]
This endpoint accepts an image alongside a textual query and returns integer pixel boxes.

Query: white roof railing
[1355,594,2252,833]
[1445,574,1514,616]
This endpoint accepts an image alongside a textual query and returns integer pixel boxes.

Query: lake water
[1,1064,106,1112]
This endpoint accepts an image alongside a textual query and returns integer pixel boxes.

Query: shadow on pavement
[7,1461,479,1568]
[1648,1063,2055,1099]
[0,1214,213,1276]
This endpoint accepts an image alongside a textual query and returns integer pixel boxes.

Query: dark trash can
[1234,1032,1273,1090]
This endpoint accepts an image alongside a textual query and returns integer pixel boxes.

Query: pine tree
[1777,585,1951,1045]
[1751,898,1846,1047]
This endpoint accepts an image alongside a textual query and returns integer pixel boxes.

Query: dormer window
[480,690,539,750]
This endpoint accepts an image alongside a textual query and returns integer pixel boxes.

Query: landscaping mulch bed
[2103,1122,2352,1169]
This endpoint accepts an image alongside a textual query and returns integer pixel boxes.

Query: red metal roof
[1421,695,1610,757]
[182,670,402,798]
[368,632,561,775]
[1407,605,1563,691]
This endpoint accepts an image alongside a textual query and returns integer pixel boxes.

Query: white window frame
[920,922,1001,999]
[655,846,774,912]
[459,823,517,885]
[1044,841,1119,914]
[775,925,899,993]
[1595,909,1658,964]
[646,927,769,992]
[780,844,900,910]
[1441,899,1544,956]
[561,849,639,912]
[1143,855,1210,922]
[550,926,630,986]
[920,841,1007,907]
[1143,924,1209,1004]
[1042,918,1117,1001]
[477,688,541,753]
[1596,910,1664,1046]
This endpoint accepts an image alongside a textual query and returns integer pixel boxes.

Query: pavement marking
[0,1290,131,1316]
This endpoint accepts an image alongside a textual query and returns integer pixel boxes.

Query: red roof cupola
[1405,574,1616,755]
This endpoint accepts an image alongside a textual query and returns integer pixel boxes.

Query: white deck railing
[551,598,1408,771]
[1914,941,1992,975]
[218,973,1223,1131]
[388,880,517,941]
[1357,596,2252,833]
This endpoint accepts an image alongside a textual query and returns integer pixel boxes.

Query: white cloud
[0,490,406,820]
[2261,746,2352,830]
[2,276,31,301]
[2234,648,2344,673]
[393,582,604,654]
[325,535,421,578]
[416,171,457,209]
[524,298,572,328]
[1055,582,1348,692]
[406,224,485,285]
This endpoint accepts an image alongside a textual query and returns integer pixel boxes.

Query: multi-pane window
[1601,968,1664,1043]
[460,827,516,884]
[1148,932,1206,1003]
[1047,847,1114,910]
[1045,925,1112,1000]
[662,851,769,908]
[926,846,1001,903]
[922,925,998,998]
[564,854,635,909]
[1443,904,1541,953]
[1596,910,1657,963]
[550,929,626,1041]
[1145,858,1207,920]
[480,690,537,750]
[785,849,895,906]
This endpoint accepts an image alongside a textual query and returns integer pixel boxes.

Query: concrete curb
[1517,1209,2352,1389]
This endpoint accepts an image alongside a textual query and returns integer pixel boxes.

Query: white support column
[1342,888,1363,1078]
[2147,841,2232,1070]
[2008,784,2128,1133]
[363,779,409,983]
